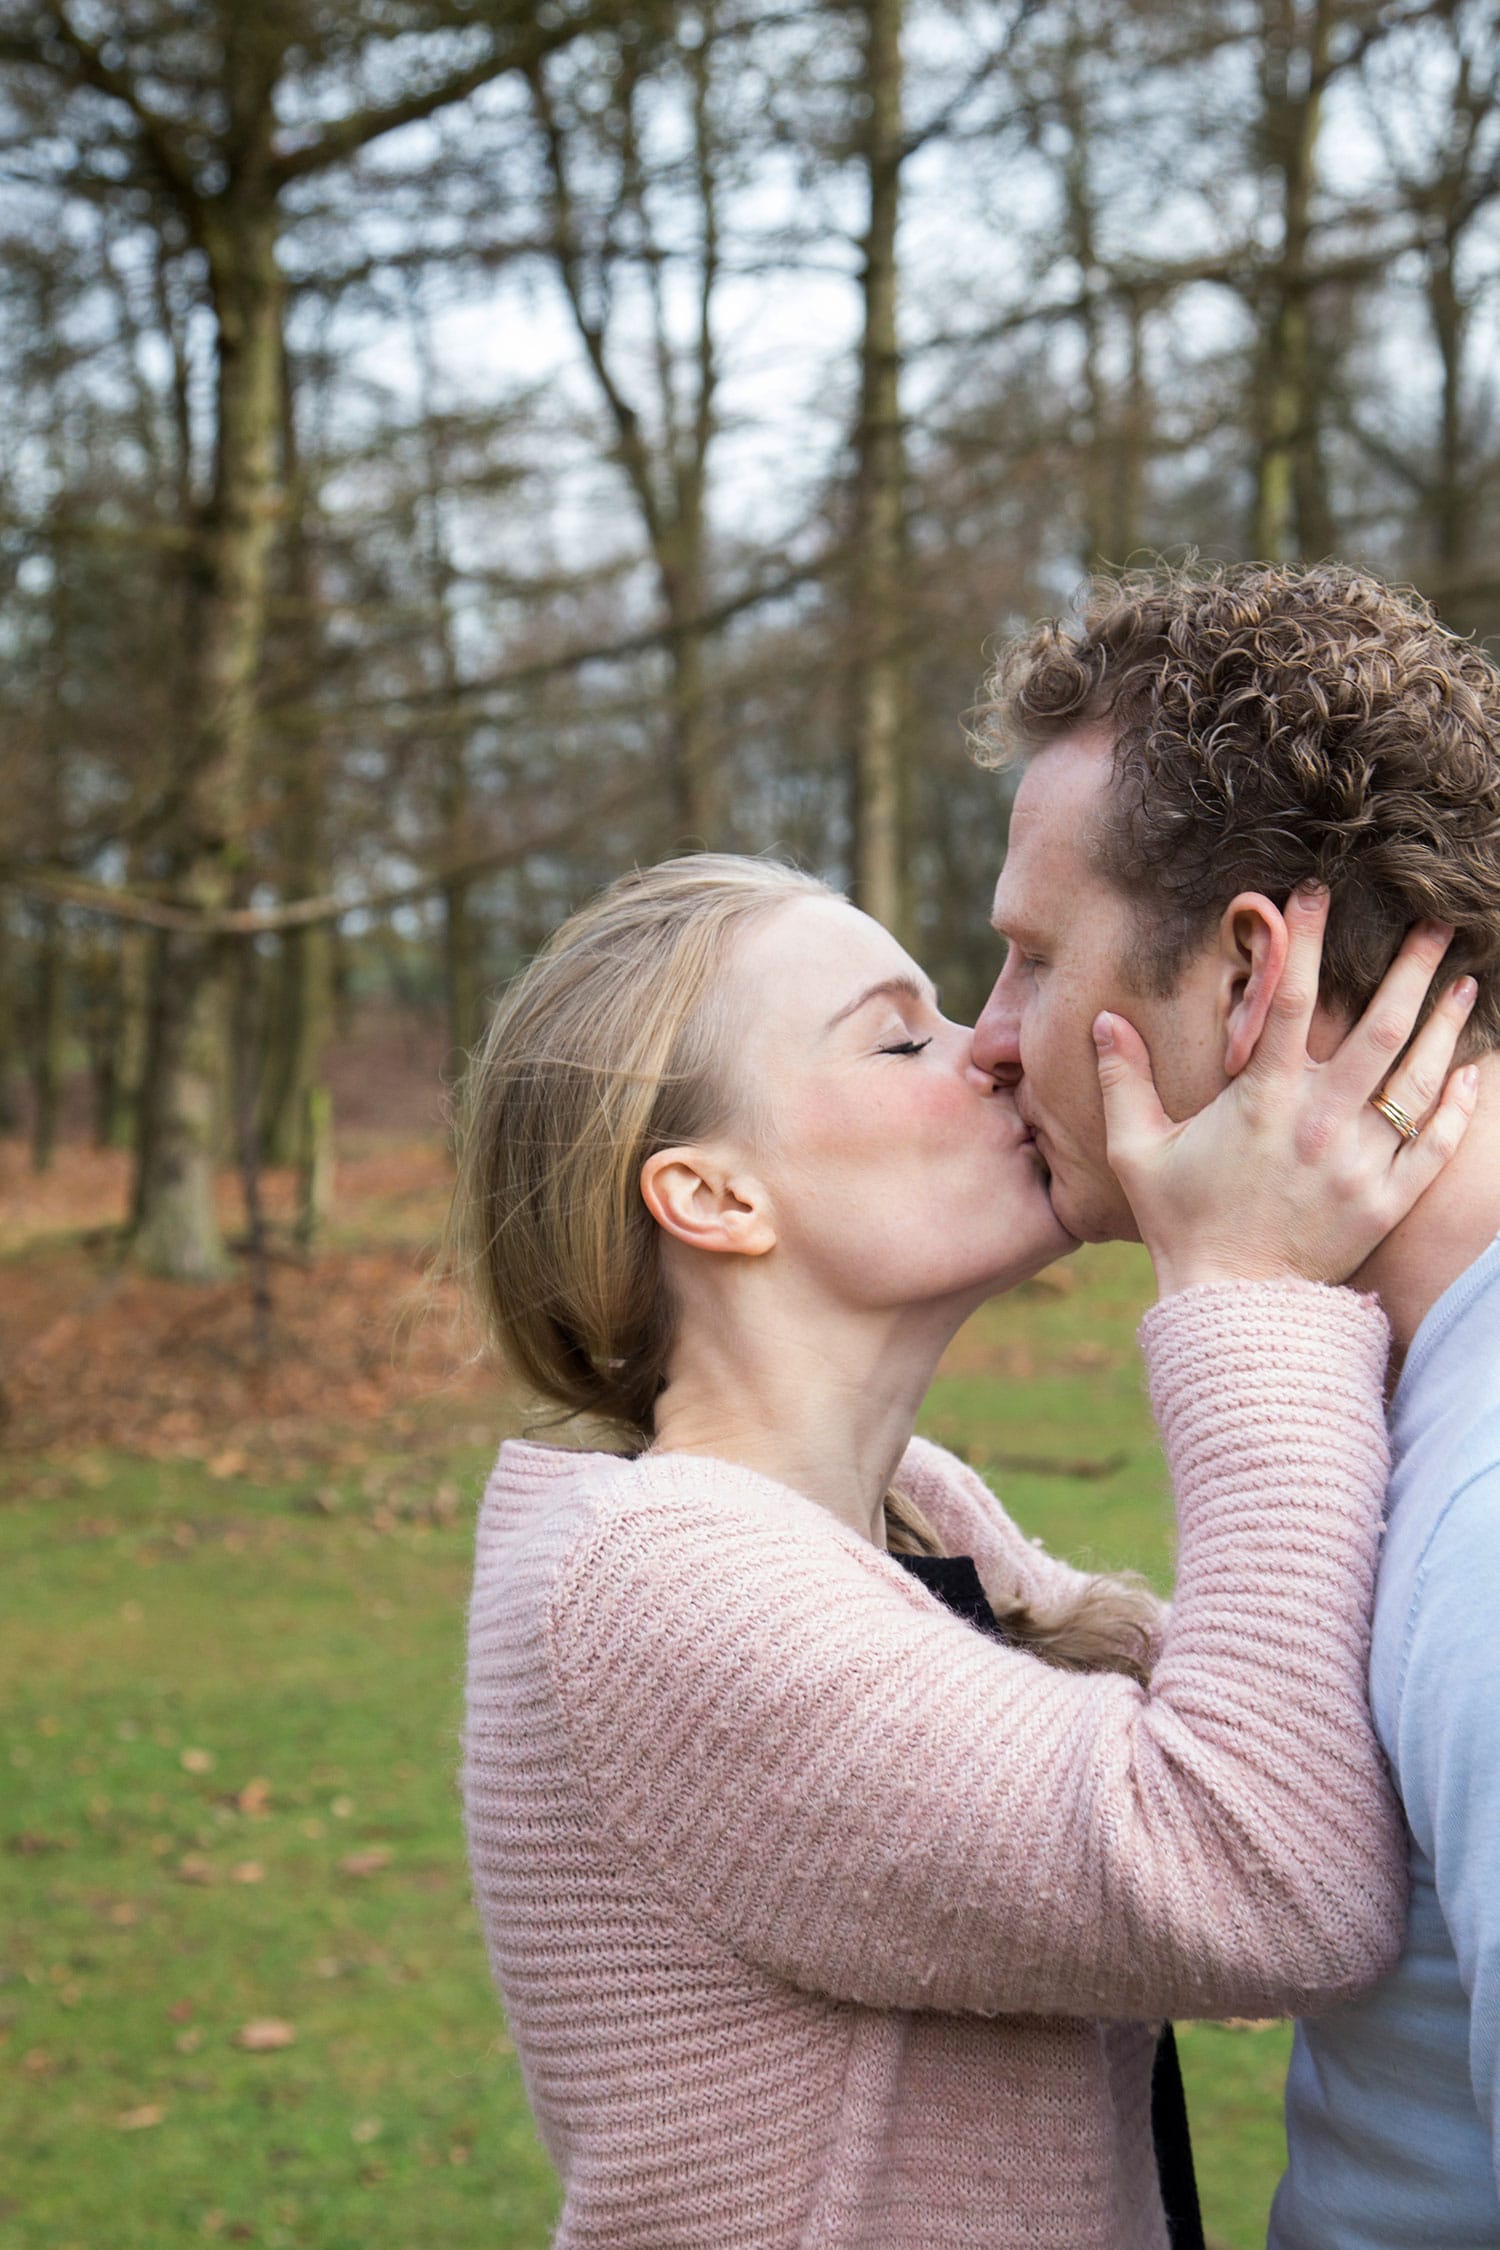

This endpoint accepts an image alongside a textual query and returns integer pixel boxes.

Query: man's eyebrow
[824,972,936,1031]
[990,897,1039,944]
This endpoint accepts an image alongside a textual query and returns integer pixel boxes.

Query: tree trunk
[111,917,151,1150]
[849,0,909,941]
[132,202,283,1278]
[662,536,714,842]
[295,1081,334,1252]
[667,18,719,845]
[1057,18,1112,569]
[0,906,20,1136]
[261,922,335,1163]
[260,347,335,1165]
[28,904,65,1174]
[443,878,480,1059]
[1249,0,1335,561]
[433,595,481,1058]
[82,930,122,1150]
[1426,219,1476,628]
[1107,293,1151,562]
[527,27,723,856]
[131,924,229,1272]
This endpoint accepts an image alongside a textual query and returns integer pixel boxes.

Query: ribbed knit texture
[462,1282,1407,2248]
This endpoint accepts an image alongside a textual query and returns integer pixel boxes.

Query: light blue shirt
[1271,1233,1500,2250]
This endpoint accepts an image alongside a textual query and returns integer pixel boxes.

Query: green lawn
[3,1242,1293,2249]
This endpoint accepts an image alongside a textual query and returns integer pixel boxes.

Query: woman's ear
[1218,892,1291,1078]
[639,1148,777,1257]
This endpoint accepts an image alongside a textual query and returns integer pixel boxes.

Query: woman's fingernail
[1460,1064,1480,1097]
[1452,976,1477,1007]
[1092,1012,1114,1052]
[1295,878,1328,902]
[1423,920,1456,945]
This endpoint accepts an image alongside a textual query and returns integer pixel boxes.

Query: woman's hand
[1095,883,1479,1296]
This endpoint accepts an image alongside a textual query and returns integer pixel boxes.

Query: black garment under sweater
[893,1548,1207,2250]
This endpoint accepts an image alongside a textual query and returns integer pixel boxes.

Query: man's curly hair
[971,561,1500,1054]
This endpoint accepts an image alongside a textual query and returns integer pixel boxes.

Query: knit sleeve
[549,1281,1406,2024]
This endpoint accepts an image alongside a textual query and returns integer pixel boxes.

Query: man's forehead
[993,742,1115,921]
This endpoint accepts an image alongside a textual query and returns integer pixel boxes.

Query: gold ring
[1369,1091,1422,1142]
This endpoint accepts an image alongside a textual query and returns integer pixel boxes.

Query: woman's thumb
[1092,1010,1167,1159]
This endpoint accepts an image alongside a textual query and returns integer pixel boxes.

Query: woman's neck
[647,1277,971,1547]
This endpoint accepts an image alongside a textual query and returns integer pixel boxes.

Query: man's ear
[1218,892,1291,1078]
[639,1147,777,1258]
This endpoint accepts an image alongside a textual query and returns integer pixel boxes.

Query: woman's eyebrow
[824,972,936,1031]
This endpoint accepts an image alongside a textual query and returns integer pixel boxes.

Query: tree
[1355,0,1500,629]
[0,0,603,1274]
[847,0,909,935]
[525,3,727,843]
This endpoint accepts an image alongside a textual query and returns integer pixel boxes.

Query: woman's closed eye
[878,1036,933,1057]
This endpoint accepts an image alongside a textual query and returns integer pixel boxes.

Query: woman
[453,853,1475,2250]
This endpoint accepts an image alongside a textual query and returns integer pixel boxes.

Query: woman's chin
[959,1223,1081,1306]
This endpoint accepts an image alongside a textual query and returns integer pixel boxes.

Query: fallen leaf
[22,2049,54,2076]
[180,1748,214,1775]
[118,2103,166,2130]
[166,2000,194,2023]
[350,2117,382,2144]
[175,2028,204,2054]
[337,1848,390,1878]
[234,2018,295,2052]
[236,1777,271,1817]
[229,1861,265,1885]
[108,1900,139,1926]
[176,1854,214,1885]
[207,1449,248,1479]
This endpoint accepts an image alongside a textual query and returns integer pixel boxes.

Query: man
[968,560,1500,2247]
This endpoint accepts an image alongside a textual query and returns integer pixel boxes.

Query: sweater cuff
[1139,1276,1389,1367]
[1138,1280,1392,1522]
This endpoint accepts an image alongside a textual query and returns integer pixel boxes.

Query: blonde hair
[449,853,1156,1683]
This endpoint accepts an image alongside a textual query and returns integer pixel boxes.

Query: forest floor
[0,1006,485,1494]
[2,1067,1290,2250]
[0,1132,491,1497]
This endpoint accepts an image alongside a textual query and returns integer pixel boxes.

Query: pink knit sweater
[462,1283,1406,2248]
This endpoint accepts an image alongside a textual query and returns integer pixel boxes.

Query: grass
[3,1242,1293,2250]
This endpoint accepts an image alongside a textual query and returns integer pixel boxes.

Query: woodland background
[1,0,1498,1277]
[2,4,1499,2246]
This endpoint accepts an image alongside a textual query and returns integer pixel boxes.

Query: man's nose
[972,974,1022,1087]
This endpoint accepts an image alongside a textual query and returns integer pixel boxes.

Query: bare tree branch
[5,4,203,217]
[268,16,583,188]
[2,774,650,933]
